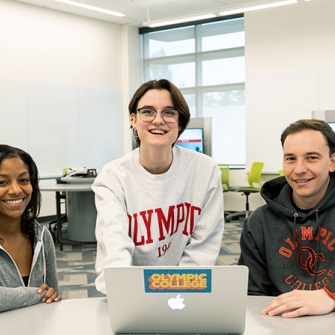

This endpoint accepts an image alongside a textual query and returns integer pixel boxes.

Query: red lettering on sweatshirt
[156,206,176,241]
[128,202,202,245]
[182,203,201,237]
[175,203,185,234]
[279,247,292,258]
[323,231,333,246]
[301,227,313,240]
[281,226,335,254]
[279,226,335,291]
[315,227,327,241]
[139,210,154,244]
[285,274,331,291]
[132,213,144,246]
[327,239,335,251]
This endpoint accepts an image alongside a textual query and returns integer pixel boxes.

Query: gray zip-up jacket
[0,221,59,312]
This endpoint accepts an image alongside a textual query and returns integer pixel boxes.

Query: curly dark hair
[0,144,41,242]
[128,79,190,146]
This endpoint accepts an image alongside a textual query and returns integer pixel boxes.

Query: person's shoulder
[244,204,270,229]
[34,221,54,244]
[33,220,45,234]
[105,149,136,167]
[176,146,216,165]
[100,149,138,173]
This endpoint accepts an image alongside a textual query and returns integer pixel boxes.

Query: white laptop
[104,265,248,334]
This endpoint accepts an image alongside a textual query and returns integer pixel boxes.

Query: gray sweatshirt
[0,221,59,313]
[92,146,225,294]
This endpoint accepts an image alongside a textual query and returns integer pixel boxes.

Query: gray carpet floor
[55,219,243,299]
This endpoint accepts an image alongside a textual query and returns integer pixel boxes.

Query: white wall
[0,0,129,216]
[120,25,143,156]
[0,0,122,87]
[3,0,334,215]
[224,0,335,211]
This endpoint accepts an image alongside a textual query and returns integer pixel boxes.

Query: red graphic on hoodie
[298,246,326,276]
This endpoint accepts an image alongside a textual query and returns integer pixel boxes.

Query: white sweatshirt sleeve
[93,163,135,294]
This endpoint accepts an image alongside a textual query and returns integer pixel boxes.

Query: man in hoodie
[238,119,335,318]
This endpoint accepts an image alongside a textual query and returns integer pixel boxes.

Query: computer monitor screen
[328,122,335,132]
[176,128,204,153]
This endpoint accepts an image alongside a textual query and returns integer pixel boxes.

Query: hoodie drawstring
[291,210,321,291]
[313,210,320,286]
[291,213,299,290]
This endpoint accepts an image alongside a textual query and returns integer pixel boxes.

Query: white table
[1,296,334,335]
[40,181,97,250]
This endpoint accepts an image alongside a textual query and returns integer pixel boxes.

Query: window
[141,17,245,167]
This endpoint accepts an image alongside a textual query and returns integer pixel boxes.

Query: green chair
[218,164,235,218]
[278,169,284,176]
[225,162,264,221]
[218,164,230,191]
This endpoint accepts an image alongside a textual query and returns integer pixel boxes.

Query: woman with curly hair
[0,144,61,312]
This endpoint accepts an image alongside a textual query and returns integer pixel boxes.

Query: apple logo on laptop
[168,295,185,310]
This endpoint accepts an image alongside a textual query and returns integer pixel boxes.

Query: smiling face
[0,157,32,224]
[283,129,335,209]
[130,89,181,150]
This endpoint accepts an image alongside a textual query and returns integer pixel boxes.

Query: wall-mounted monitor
[176,128,204,153]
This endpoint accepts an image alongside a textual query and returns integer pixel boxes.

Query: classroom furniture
[226,162,264,221]
[47,169,70,241]
[218,164,230,191]
[1,296,334,335]
[218,164,234,218]
[40,181,97,251]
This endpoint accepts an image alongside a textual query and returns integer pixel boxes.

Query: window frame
[140,15,245,168]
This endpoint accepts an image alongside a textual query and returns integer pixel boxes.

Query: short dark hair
[281,119,335,156]
[0,144,41,240]
[128,79,190,146]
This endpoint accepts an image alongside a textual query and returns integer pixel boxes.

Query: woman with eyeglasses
[93,79,224,294]
[0,145,61,312]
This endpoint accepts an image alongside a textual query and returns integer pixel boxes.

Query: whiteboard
[0,78,29,150]
[0,78,123,177]
[246,69,335,172]
[246,71,319,173]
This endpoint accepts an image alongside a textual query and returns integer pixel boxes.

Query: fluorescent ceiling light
[143,14,216,28]
[55,0,125,17]
[219,0,297,16]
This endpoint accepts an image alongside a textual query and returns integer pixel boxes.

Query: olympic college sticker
[143,269,212,293]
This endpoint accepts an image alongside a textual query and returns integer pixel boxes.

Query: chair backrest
[278,169,284,176]
[248,162,264,189]
[218,164,230,191]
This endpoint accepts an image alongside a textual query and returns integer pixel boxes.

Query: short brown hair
[281,119,335,156]
[128,79,190,146]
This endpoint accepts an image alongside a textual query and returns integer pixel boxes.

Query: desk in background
[1,296,334,335]
[40,180,97,251]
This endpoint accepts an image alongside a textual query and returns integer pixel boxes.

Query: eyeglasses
[137,107,179,123]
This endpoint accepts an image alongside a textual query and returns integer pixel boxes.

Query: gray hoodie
[0,221,59,312]
[238,174,335,296]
